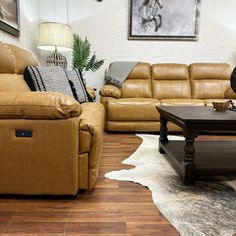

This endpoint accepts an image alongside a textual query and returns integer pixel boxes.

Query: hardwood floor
[0,133,235,235]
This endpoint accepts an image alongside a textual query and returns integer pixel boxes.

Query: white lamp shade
[37,22,73,52]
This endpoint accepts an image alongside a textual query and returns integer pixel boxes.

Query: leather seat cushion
[107,98,161,121]
[161,99,205,106]
[107,121,160,132]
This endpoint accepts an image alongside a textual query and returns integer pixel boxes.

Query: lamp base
[46,50,67,70]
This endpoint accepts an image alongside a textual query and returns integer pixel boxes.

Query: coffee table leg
[159,116,168,154]
[182,130,198,185]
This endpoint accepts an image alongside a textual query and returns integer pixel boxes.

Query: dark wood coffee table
[156,106,236,185]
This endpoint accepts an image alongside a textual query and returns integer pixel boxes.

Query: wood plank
[4,222,66,234]
[12,212,69,222]
[68,211,125,223]
[65,222,127,234]
[127,222,178,236]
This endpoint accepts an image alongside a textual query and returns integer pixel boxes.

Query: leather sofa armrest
[99,85,121,99]
[78,102,104,189]
[0,92,82,119]
[79,102,104,133]
[225,88,236,99]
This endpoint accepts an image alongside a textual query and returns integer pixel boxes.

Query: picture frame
[0,0,20,37]
[128,0,201,41]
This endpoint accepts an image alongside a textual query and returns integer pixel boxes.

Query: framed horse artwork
[128,0,201,41]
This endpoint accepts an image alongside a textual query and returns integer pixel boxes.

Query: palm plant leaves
[85,54,104,72]
[85,54,96,71]
[90,59,104,72]
[72,34,104,74]
[73,35,91,71]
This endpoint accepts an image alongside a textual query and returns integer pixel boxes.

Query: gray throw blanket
[105,61,139,88]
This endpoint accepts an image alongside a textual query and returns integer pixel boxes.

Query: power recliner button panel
[15,130,33,138]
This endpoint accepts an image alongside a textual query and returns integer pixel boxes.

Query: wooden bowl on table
[212,101,230,112]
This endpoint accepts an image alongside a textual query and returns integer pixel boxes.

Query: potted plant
[72,34,104,84]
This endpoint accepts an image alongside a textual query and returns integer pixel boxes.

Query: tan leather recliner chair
[0,42,104,195]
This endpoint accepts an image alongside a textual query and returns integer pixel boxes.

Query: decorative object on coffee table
[0,0,20,37]
[156,106,236,185]
[212,101,230,112]
[72,34,104,84]
[37,22,73,69]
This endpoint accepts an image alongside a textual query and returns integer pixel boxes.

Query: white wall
[0,0,39,56]
[39,0,236,90]
[38,0,69,65]
[39,0,68,23]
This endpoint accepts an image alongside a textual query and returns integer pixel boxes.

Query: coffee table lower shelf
[159,140,236,184]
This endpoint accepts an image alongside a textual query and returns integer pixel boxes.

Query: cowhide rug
[105,134,236,236]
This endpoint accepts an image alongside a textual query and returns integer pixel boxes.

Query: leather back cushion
[0,42,15,74]
[152,63,191,99]
[121,63,152,98]
[0,74,30,92]
[6,44,39,74]
[189,63,231,99]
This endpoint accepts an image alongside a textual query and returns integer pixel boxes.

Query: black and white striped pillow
[65,69,92,103]
[24,66,74,98]
[24,66,92,103]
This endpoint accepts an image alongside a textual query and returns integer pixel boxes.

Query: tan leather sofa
[100,62,236,132]
[0,41,104,195]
